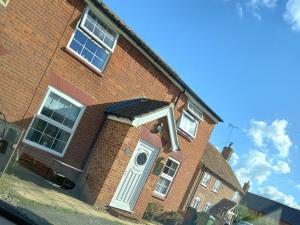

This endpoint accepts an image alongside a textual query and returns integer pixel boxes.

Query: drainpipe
[183,164,205,210]
[174,89,186,107]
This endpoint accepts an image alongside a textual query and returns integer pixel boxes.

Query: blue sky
[103,0,300,208]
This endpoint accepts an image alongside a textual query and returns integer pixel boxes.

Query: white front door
[110,140,159,212]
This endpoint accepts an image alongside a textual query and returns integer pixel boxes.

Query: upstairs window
[68,8,118,73]
[232,191,240,203]
[212,179,221,193]
[24,87,85,157]
[200,172,212,187]
[191,197,201,211]
[154,158,180,197]
[178,101,203,139]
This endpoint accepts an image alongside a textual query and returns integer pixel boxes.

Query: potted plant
[143,202,164,221]
[157,211,183,225]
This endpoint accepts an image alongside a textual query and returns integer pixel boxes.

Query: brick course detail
[0,0,217,217]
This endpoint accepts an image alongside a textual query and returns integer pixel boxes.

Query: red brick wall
[190,168,239,212]
[0,0,217,217]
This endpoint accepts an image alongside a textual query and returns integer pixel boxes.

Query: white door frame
[110,140,159,212]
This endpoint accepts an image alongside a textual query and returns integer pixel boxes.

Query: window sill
[66,47,105,77]
[177,129,194,142]
[200,183,208,188]
[152,193,166,201]
[22,139,65,158]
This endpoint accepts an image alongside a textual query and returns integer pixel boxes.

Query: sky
[103,0,300,209]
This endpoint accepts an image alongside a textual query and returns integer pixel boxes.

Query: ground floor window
[154,158,180,197]
[23,86,85,156]
[191,197,201,211]
[204,202,212,213]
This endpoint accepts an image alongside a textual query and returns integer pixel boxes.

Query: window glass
[212,179,221,192]
[178,111,198,138]
[191,197,201,210]
[154,177,171,195]
[83,9,117,50]
[204,202,212,212]
[69,29,109,72]
[154,158,180,196]
[201,172,212,187]
[25,88,84,155]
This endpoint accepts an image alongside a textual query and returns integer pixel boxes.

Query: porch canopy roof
[105,98,179,151]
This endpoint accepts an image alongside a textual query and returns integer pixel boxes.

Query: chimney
[222,142,234,161]
[243,181,250,193]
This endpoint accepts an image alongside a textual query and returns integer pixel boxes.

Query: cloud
[284,0,300,31]
[273,160,291,173]
[230,152,239,167]
[236,3,244,19]
[295,184,300,190]
[250,0,277,8]
[248,119,292,158]
[258,186,300,209]
[235,150,290,185]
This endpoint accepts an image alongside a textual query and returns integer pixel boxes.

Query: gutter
[85,0,223,124]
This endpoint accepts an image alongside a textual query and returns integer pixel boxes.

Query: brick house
[0,0,222,217]
[241,192,300,225]
[183,143,244,224]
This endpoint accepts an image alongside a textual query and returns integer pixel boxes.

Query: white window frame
[80,8,119,52]
[191,197,201,211]
[153,158,180,198]
[204,202,212,213]
[200,172,212,187]
[66,7,119,74]
[187,101,204,121]
[212,179,221,193]
[178,110,199,139]
[0,0,9,7]
[232,191,240,203]
[23,86,85,157]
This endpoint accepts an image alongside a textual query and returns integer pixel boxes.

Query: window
[67,8,118,73]
[212,179,221,193]
[0,0,9,7]
[154,158,180,197]
[200,172,212,187]
[232,191,240,203]
[178,110,198,138]
[178,101,203,139]
[204,202,212,213]
[191,197,201,210]
[24,87,85,156]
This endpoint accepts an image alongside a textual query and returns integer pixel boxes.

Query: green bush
[157,211,183,225]
[143,202,163,221]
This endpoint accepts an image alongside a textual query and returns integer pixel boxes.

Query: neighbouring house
[182,143,244,224]
[0,0,223,218]
[241,192,300,225]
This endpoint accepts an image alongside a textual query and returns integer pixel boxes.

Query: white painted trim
[66,28,110,74]
[85,0,221,124]
[80,7,119,52]
[200,172,212,188]
[153,157,180,197]
[178,110,199,139]
[110,140,159,212]
[212,179,221,193]
[0,0,9,7]
[107,105,179,150]
[106,115,133,125]
[22,86,86,157]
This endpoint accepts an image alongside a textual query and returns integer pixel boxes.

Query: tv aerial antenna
[225,123,239,146]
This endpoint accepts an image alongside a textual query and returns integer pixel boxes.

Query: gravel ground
[18,201,124,225]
